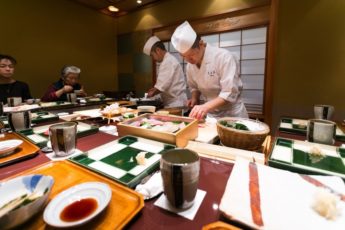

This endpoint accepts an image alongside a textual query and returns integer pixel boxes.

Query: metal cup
[66,93,77,103]
[160,149,200,209]
[8,111,31,131]
[307,119,336,145]
[314,104,334,120]
[49,122,77,157]
[7,97,22,107]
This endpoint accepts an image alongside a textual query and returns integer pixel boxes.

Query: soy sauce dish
[43,182,111,228]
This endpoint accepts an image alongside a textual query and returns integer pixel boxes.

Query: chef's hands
[187,98,198,108]
[147,88,160,98]
[189,104,210,120]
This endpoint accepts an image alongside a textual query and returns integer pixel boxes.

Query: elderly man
[41,65,86,102]
[143,36,187,108]
[171,21,248,120]
[0,54,32,104]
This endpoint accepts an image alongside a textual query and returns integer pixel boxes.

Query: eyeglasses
[0,64,15,69]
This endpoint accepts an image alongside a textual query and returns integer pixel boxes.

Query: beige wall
[273,0,345,128]
[0,0,118,98]
[117,0,269,34]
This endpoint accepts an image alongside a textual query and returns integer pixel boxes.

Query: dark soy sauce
[60,198,98,222]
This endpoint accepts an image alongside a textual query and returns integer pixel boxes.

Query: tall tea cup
[49,122,77,157]
[307,119,336,145]
[66,93,77,104]
[7,97,22,107]
[160,149,200,209]
[8,111,31,131]
[314,104,334,120]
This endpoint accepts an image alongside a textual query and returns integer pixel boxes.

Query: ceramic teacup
[314,104,334,120]
[8,111,31,131]
[7,97,22,107]
[49,122,77,157]
[307,119,336,145]
[160,149,200,209]
[66,93,77,104]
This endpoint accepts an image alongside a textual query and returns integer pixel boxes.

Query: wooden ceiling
[69,0,165,17]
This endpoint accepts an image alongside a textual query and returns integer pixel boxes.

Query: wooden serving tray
[69,135,176,188]
[3,161,144,229]
[18,122,99,148]
[268,137,345,179]
[0,132,39,167]
[117,113,198,147]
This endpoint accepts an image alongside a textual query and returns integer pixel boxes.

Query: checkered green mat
[69,135,176,188]
[269,137,345,179]
[279,117,345,141]
[19,122,98,148]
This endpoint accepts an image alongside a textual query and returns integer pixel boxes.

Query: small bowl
[137,106,156,115]
[43,182,111,228]
[0,174,54,230]
[0,139,23,157]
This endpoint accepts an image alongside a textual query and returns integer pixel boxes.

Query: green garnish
[220,121,249,130]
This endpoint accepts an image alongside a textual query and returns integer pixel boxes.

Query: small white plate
[0,139,23,157]
[43,182,112,228]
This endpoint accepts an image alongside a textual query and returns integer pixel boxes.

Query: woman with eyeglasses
[41,65,87,102]
[0,54,32,104]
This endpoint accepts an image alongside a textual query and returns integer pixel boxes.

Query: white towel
[219,157,345,230]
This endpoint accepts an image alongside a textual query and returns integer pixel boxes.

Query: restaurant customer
[143,36,188,108]
[41,65,86,102]
[171,21,248,120]
[0,54,32,104]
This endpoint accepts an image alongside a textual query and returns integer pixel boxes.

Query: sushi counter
[0,102,344,230]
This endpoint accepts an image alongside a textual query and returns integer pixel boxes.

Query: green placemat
[69,135,176,188]
[269,137,345,179]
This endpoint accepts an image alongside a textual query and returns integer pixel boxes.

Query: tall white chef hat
[143,36,160,56]
[171,21,197,54]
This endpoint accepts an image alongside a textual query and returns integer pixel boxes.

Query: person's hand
[189,104,209,120]
[63,85,73,93]
[187,98,198,108]
[147,88,155,98]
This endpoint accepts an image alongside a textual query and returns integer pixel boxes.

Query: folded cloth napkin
[135,171,163,200]
[219,157,345,230]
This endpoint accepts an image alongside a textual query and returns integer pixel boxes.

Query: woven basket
[216,117,270,151]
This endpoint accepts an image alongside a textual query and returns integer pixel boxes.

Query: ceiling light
[108,5,119,12]
[137,0,142,4]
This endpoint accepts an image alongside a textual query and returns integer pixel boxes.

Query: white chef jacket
[186,44,248,119]
[155,52,187,108]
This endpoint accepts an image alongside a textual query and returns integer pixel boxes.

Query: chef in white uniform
[171,21,248,120]
[143,36,188,108]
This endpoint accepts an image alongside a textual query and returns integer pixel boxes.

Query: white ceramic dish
[0,139,23,157]
[0,174,54,230]
[43,182,112,228]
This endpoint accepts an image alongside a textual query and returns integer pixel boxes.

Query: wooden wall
[0,0,118,98]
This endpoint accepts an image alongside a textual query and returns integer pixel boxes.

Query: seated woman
[0,54,32,104]
[41,65,87,102]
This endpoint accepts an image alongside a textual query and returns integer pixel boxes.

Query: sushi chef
[143,36,188,108]
[171,21,248,120]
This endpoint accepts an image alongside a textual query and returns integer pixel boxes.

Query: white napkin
[135,171,163,200]
[99,125,118,136]
[219,157,345,230]
[154,189,206,220]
